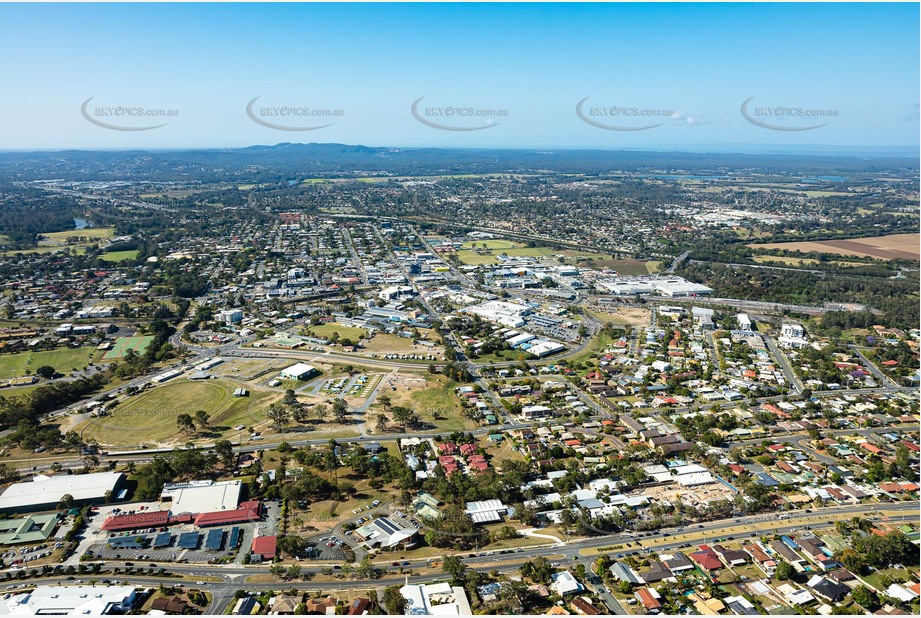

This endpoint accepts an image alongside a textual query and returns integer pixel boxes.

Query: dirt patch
[750,233,920,261]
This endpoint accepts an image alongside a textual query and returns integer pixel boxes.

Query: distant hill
[0,143,916,181]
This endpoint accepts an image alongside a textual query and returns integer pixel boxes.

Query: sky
[0,2,918,152]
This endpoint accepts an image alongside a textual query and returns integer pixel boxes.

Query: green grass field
[0,346,98,380]
[81,379,277,446]
[99,249,139,262]
[457,239,608,265]
[306,323,368,341]
[102,335,154,360]
[40,227,115,243]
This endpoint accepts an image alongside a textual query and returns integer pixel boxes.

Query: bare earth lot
[750,233,920,261]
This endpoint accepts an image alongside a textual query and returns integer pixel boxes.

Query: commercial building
[354,517,417,549]
[0,514,60,546]
[462,300,532,328]
[399,583,472,615]
[0,471,125,514]
[279,363,319,381]
[0,585,136,615]
[160,480,242,515]
[251,535,277,561]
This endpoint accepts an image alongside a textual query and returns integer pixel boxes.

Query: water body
[801,175,849,183]
[74,218,90,229]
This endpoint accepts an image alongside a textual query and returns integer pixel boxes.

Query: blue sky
[0,2,917,151]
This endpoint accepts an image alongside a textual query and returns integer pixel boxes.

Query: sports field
[81,379,276,446]
[0,346,98,379]
[457,239,608,265]
[102,335,154,360]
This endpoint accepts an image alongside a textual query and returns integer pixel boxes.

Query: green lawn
[99,249,139,262]
[81,379,277,446]
[0,346,98,380]
[457,240,608,265]
[306,323,369,341]
[409,377,474,431]
[40,227,115,243]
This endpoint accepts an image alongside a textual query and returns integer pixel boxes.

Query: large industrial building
[462,300,532,328]
[0,585,137,615]
[597,276,713,298]
[0,471,125,514]
[160,480,242,514]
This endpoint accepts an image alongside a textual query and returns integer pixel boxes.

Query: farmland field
[749,233,920,261]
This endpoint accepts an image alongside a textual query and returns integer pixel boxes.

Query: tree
[214,439,235,469]
[176,414,196,435]
[57,494,74,510]
[283,389,297,406]
[520,557,553,584]
[268,405,290,430]
[392,406,413,431]
[442,555,466,583]
[775,561,795,581]
[331,398,349,424]
[194,410,209,428]
[850,585,879,611]
[35,365,56,379]
[375,414,388,434]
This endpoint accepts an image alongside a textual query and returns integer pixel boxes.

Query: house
[690,546,724,571]
[713,544,750,566]
[550,571,583,596]
[269,594,300,615]
[807,575,850,602]
[233,597,262,615]
[304,596,339,615]
[570,597,601,615]
[635,588,662,614]
[347,598,371,615]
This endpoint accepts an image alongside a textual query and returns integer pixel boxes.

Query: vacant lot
[0,346,98,380]
[750,233,920,261]
[307,323,369,341]
[81,379,277,446]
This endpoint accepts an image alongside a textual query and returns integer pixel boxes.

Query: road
[764,334,804,394]
[10,502,913,613]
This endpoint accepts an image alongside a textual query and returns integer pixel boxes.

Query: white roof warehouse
[0,471,125,514]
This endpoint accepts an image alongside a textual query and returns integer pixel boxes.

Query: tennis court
[102,335,154,360]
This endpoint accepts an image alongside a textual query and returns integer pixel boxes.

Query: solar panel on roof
[153,532,172,548]
[177,531,201,549]
[205,529,224,551]
[228,527,241,548]
[108,536,147,549]
[374,518,400,535]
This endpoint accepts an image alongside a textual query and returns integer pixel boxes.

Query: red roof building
[194,500,262,527]
[101,511,170,531]
[251,535,277,560]
[690,547,724,571]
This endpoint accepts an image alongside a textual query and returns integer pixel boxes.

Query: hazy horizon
[0,3,918,151]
